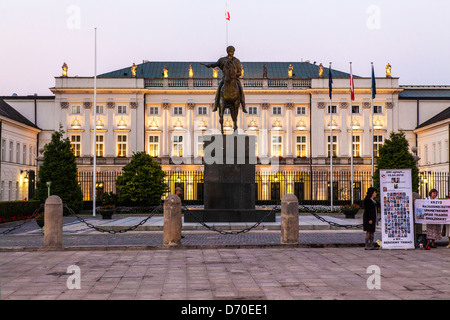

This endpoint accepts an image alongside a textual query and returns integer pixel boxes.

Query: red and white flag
[225,10,230,21]
[350,64,355,101]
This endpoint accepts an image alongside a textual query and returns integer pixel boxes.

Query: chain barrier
[181,203,281,235]
[299,204,364,229]
[0,204,45,235]
[64,203,164,234]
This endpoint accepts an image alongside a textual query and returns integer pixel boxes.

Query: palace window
[96,105,104,115]
[1,140,5,161]
[296,136,307,158]
[149,106,159,116]
[271,136,283,157]
[249,106,258,115]
[352,105,360,114]
[117,105,127,115]
[172,135,183,157]
[71,105,81,115]
[22,145,27,165]
[198,106,207,116]
[148,136,159,157]
[71,135,81,157]
[29,146,33,165]
[373,105,383,114]
[197,136,204,157]
[174,106,183,116]
[438,141,442,163]
[327,135,338,157]
[9,141,13,162]
[327,105,337,114]
[272,106,282,115]
[16,143,20,163]
[117,135,127,157]
[296,106,306,115]
[352,136,361,157]
[96,135,104,157]
[373,135,383,157]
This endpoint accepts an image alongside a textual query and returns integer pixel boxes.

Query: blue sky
[1,0,449,95]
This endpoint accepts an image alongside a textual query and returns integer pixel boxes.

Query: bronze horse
[218,59,241,134]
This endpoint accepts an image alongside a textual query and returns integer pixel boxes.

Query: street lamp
[46,181,52,198]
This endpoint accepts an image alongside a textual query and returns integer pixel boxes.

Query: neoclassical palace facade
[1,60,449,201]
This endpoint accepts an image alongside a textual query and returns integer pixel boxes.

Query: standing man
[204,46,247,114]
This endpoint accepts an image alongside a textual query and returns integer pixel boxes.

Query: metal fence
[418,171,449,199]
[79,170,375,205]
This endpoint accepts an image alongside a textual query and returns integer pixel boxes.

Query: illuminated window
[71,135,81,157]
[148,136,159,157]
[197,136,204,157]
[327,135,338,157]
[352,136,361,157]
[271,136,282,157]
[96,135,104,157]
[373,135,383,157]
[296,136,307,158]
[172,135,183,157]
[117,135,127,157]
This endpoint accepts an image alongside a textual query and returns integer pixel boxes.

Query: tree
[116,152,168,206]
[373,131,419,194]
[35,128,83,213]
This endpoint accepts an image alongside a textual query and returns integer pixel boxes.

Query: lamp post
[46,181,52,198]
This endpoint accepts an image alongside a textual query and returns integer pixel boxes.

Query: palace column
[130,101,138,157]
[362,102,372,157]
[82,101,92,157]
[186,103,195,163]
[106,102,115,157]
[260,103,270,159]
[340,102,349,157]
[285,103,294,158]
[162,103,170,158]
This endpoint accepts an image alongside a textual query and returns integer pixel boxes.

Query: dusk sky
[1,0,449,95]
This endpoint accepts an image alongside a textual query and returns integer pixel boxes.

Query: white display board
[415,199,450,224]
[380,169,415,249]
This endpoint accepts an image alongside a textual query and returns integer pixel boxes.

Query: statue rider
[204,46,247,114]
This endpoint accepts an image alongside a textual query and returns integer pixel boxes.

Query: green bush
[0,201,41,224]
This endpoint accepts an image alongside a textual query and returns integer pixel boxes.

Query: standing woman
[425,189,442,249]
[363,187,378,250]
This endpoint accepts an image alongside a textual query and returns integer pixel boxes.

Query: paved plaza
[0,214,449,301]
[1,247,449,300]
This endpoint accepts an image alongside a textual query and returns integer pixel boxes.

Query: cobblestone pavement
[0,247,449,300]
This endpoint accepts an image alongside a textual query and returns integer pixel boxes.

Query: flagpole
[93,27,97,217]
[371,62,374,186]
[350,62,354,205]
[329,62,333,211]
[226,1,229,47]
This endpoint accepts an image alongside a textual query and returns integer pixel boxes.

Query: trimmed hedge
[0,201,41,224]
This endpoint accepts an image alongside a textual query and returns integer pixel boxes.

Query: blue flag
[328,66,333,100]
[371,64,376,99]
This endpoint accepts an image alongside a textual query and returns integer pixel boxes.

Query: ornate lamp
[296,120,306,130]
[248,120,258,130]
[117,117,127,129]
[174,120,183,130]
[71,118,81,129]
[272,120,282,130]
[149,119,159,130]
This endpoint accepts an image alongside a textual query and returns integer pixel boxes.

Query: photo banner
[380,169,415,249]
[415,199,450,224]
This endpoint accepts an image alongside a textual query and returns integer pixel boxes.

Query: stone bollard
[163,195,182,246]
[44,195,63,249]
[281,194,299,245]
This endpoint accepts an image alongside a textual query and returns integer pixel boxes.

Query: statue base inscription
[185,134,276,223]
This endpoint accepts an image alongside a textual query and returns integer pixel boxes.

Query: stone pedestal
[44,195,63,249]
[185,134,275,223]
